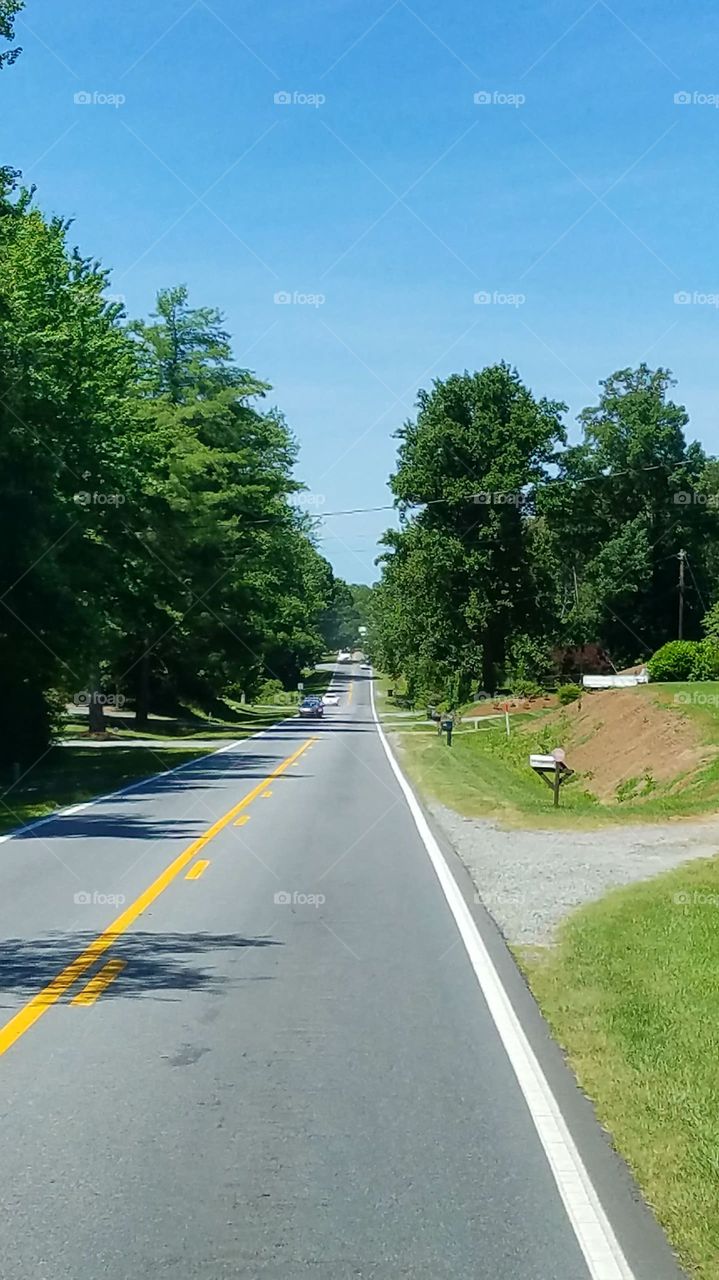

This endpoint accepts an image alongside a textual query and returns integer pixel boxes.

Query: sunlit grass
[521,859,719,1278]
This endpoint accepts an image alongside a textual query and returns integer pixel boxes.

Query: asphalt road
[0,665,685,1279]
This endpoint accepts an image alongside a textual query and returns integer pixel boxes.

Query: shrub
[702,600,719,640]
[510,678,544,700]
[647,640,698,682]
[557,682,582,705]
[689,637,719,682]
[255,677,286,704]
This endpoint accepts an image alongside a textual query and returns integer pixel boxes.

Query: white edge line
[369,678,635,1280]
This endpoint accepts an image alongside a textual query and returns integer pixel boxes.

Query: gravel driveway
[430,800,719,945]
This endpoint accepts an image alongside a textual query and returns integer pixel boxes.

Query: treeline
[371,363,719,705]
[0,173,359,762]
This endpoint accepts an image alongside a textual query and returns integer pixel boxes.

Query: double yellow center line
[0,736,316,1057]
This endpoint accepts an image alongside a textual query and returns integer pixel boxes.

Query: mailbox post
[529,748,573,807]
[441,712,454,746]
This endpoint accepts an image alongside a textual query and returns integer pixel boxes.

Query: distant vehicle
[337,650,351,663]
[298,697,323,718]
[322,692,340,706]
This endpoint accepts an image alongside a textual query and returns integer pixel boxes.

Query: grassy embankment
[381,680,719,827]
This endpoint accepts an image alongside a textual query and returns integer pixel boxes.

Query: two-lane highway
[0,666,683,1278]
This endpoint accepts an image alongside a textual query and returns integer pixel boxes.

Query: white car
[322,692,340,706]
[337,651,351,663]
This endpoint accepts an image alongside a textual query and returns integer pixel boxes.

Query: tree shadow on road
[0,930,282,1004]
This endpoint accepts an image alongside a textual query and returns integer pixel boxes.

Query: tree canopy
[371,363,719,705]
[0,176,344,759]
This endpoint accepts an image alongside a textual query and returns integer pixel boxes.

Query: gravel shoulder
[429,798,719,945]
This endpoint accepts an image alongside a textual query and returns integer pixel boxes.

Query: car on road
[298,696,323,718]
[322,692,340,706]
[337,650,351,663]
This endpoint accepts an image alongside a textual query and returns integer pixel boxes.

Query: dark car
[298,696,323,718]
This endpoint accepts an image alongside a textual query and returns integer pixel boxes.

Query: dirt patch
[560,688,715,801]
[466,695,557,717]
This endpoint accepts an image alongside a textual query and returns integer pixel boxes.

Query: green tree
[0,177,140,756]
[375,363,566,697]
[0,0,22,70]
[539,366,717,663]
[123,285,331,715]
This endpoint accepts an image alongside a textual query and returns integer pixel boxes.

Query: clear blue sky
[3,0,719,582]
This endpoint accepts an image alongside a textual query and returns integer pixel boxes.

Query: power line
[240,461,711,528]
[684,552,708,614]
[283,460,703,524]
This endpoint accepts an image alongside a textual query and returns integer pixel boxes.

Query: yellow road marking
[234,815,250,827]
[71,959,126,1008]
[0,736,315,1057]
[347,684,353,705]
[185,859,210,881]
[261,790,272,798]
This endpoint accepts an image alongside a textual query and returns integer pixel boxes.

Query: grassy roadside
[62,702,285,742]
[519,859,719,1278]
[383,686,719,827]
[3,670,328,835]
[0,746,210,836]
[389,716,608,827]
[60,675,336,742]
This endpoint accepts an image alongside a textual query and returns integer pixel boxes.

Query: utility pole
[678,549,686,639]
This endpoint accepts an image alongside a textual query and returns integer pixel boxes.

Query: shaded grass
[520,858,719,1278]
[0,745,212,836]
[62,698,295,742]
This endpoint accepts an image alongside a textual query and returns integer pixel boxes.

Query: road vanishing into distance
[0,665,685,1280]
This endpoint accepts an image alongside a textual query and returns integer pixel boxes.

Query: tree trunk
[135,648,151,728]
[87,681,106,734]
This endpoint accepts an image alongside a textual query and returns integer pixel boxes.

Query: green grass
[394,717,604,827]
[390,687,719,827]
[650,680,719,735]
[0,746,211,836]
[5,670,327,835]
[520,858,719,1278]
[61,692,307,742]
